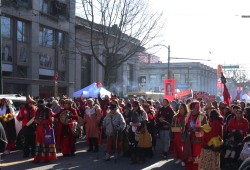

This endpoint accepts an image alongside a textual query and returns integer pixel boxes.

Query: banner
[193,91,210,101]
[208,95,216,102]
[164,79,176,101]
[217,64,222,77]
[217,79,224,90]
[177,89,193,100]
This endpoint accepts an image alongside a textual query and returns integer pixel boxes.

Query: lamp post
[167,45,170,79]
[159,45,171,79]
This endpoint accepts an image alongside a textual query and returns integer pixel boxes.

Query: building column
[28,4,40,96]
[67,0,76,98]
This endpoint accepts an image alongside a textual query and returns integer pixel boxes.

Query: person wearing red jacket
[171,103,188,166]
[183,101,207,170]
[33,99,57,163]
[228,109,249,138]
[143,104,156,152]
[199,109,223,170]
[55,99,79,157]
[16,95,37,158]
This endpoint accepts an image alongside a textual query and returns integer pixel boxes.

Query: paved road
[0,139,185,170]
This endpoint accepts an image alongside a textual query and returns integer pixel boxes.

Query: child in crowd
[224,133,238,159]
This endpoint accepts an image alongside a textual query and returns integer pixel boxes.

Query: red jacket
[203,117,223,146]
[228,117,249,137]
[16,105,37,127]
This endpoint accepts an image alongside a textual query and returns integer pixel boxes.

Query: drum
[77,117,84,126]
[69,121,79,137]
[59,110,72,125]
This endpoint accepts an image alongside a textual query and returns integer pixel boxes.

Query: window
[17,66,27,78]
[185,74,189,83]
[58,71,65,81]
[57,32,65,48]
[149,75,157,84]
[40,0,49,13]
[161,74,167,82]
[173,74,181,83]
[52,0,67,18]
[128,64,134,84]
[40,0,68,19]
[39,27,54,48]
[17,0,32,8]
[17,20,27,42]
[1,17,11,38]
[185,74,193,83]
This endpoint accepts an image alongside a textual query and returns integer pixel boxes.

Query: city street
[0,139,185,170]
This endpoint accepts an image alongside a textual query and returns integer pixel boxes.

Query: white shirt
[86,107,95,117]
[0,106,14,116]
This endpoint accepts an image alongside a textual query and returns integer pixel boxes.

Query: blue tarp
[73,82,111,98]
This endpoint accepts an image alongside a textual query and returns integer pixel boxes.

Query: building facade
[138,62,217,95]
[1,1,216,98]
[1,0,76,97]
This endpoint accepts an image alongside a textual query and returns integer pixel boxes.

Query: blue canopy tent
[73,82,111,98]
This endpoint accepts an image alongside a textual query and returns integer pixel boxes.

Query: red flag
[97,82,102,87]
[223,84,231,106]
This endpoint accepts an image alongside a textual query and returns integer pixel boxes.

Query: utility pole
[0,0,3,94]
[167,45,170,79]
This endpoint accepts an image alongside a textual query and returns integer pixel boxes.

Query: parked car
[0,94,26,136]
[0,94,26,113]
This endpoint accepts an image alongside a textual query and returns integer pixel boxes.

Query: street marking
[142,159,174,170]
[68,166,80,169]
[0,158,33,167]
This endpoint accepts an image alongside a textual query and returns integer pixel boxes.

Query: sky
[76,0,250,70]
[146,0,250,70]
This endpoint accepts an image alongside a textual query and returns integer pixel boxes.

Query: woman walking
[33,99,57,163]
[55,99,79,156]
[0,98,16,155]
[171,103,188,166]
[199,109,223,170]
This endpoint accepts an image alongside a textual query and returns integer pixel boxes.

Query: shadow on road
[0,139,185,170]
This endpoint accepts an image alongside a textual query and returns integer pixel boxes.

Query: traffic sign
[222,65,239,69]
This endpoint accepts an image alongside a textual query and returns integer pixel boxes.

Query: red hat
[26,95,36,104]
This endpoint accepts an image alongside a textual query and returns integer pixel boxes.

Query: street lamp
[167,45,170,79]
[158,45,171,78]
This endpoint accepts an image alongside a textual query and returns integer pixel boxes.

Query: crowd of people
[1,93,250,170]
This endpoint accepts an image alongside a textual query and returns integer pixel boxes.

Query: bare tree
[223,69,248,84]
[223,68,249,93]
[78,0,164,86]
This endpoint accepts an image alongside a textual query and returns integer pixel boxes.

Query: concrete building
[138,62,217,95]
[1,0,76,97]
